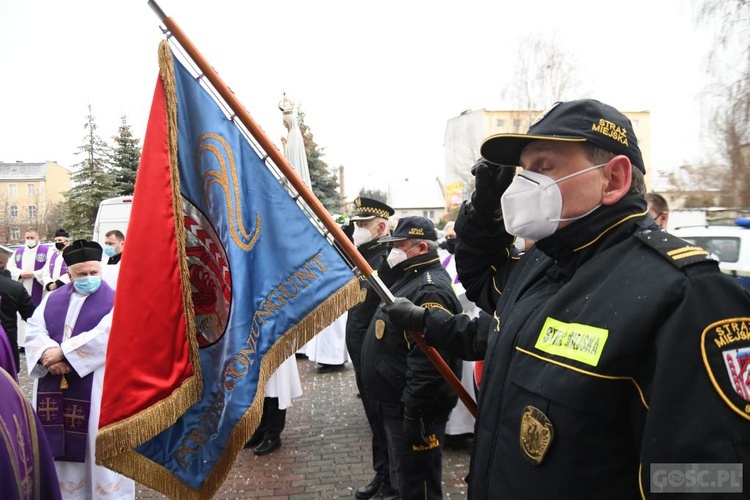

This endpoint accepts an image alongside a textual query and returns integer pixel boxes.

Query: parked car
[672,218,750,289]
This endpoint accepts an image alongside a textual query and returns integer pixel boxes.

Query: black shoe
[243,431,264,449]
[253,437,281,456]
[372,488,400,500]
[355,477,383,499]
[315,363,345,373]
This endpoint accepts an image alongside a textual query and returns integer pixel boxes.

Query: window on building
[496,119,505,128]
[10,228,19,240]
[10,206,17,218]
[8,184,16,197]
[422,210,435,219]
[26,183,36,197]
[513,120,522,130]
[28,206,37,219]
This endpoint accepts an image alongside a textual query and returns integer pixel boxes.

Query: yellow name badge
[534,317,608,367]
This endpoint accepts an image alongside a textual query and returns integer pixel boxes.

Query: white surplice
[26,291,135,499]
[303,312,349,365]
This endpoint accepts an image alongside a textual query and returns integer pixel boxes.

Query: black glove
[403,407,429,447]
[341,222,354,243]
[469,158,516,222]
[382,297,426,332]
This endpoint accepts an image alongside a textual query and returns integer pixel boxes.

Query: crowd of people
[4,98,750,500]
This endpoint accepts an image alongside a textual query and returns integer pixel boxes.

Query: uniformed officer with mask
[361,216,462,500]
[345,197,397,500]
[383,99,750,498]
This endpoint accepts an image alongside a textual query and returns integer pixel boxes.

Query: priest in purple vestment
[0,321,18,379]
[0,366,61,499]
[25,240,134,499]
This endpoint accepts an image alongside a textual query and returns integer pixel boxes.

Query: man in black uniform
[362,216,462,500]
[345,197,397,500]
[384,99,750,498]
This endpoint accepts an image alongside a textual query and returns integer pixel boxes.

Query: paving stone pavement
[18,353,472,499]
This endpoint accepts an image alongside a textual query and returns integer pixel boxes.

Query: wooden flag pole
[147,0,477,418]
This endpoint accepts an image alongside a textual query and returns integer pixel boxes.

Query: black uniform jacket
[0,273,35,338]
[425,194,750,499]
[361,251,462,421]
[345,239,389,367]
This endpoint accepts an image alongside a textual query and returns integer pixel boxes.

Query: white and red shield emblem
[182,199,231,347]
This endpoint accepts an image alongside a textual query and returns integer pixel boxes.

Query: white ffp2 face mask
[386,243,420,268]
[500,163,606,241]
[353,226,374,247]
[386,248,408,268]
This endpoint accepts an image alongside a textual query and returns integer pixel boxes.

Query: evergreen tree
[111,115,142,195]
[63,106,118,239]
[298,110,340,213]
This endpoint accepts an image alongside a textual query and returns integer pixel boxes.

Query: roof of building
[0,162,51,180]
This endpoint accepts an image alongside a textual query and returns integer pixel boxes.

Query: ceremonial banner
[96,41,358,498]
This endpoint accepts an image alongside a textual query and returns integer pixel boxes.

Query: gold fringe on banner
[96,40,204,465]
[99,278,358,500]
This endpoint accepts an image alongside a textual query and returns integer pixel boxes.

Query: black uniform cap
[62,240,103,266]
[480,99,645,173]
[379,216,437,242]
[54,229,69,238]
[350,197,394,221]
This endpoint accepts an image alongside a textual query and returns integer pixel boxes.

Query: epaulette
[635,229,717,270]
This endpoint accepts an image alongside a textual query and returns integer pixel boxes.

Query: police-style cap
[54,229,69,238]
[350,197,394,221]
[379,216,437,242]
[62,240,103,266]
[480,99,646,173]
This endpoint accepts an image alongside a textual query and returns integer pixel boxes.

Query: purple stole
[48,250,67,282]
[0,369,62,500]
[14,245,49,305]
[36,282,114,463]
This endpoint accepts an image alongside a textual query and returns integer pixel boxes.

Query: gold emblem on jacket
[375,319,386,339]
[519,405,554,465]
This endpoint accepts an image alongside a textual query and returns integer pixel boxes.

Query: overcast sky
[0,0,720,198]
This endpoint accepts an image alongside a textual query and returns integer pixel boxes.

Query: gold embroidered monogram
[519,405,554,465]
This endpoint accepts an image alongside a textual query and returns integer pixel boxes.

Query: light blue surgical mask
[74,276,101,295]
[104,246,116,257]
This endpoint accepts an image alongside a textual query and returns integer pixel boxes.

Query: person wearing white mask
[382,99,750,498]
[8,228,50,353]
[8,229,50,306]
[361,216,462,500]
[25,239,135,499]
[344,197,395,499]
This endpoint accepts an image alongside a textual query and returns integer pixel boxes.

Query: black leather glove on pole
[381,297,426,332]
[469,158,516,223]
[403,407,429,447]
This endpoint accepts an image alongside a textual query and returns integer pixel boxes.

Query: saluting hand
[470,158,515,222]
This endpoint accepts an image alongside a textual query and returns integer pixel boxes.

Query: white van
[92,196,133,245]
[672,218,750,289]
